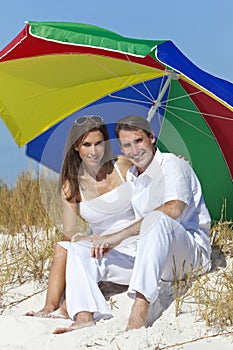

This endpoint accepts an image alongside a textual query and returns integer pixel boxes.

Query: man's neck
[137,148,156,175]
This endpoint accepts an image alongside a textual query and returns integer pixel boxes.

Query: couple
[25,115,211,333]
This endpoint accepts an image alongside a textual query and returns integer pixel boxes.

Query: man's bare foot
[126,294,149,331]
[53,311,94,334]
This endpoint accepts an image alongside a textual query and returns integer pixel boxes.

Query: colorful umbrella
[0,21,232,221]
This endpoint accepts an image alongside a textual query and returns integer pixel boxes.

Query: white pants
[63,211,210,320]
[65,244,134,320]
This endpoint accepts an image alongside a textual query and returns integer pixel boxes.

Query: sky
[0,0,232,184]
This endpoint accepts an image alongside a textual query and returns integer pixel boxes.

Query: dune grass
[0,170,88,309]
[0,170,232,330]
[189,220,233,329]
[173,219,233,330]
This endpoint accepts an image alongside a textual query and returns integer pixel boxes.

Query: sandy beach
[1,264,232,350]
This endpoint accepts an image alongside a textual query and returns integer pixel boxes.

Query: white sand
[1,277,232,350]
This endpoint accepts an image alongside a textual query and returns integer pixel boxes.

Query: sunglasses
[74,115,103,126]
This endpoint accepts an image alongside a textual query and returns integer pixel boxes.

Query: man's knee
[140,211,172,237]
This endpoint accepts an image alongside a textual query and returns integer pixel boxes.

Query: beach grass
[173,219,233,330]
[0,170,233,330]
[190,221,233,329]
[0,170,87,310]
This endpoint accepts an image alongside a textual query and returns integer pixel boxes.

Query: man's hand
[177,155,190,163]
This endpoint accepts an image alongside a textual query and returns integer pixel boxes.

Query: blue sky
[0,0,232,184]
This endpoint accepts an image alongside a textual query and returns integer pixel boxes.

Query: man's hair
[115,115,154,140]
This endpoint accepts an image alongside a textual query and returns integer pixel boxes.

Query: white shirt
[126,148,211,253]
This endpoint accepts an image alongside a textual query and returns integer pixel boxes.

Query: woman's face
[75,130,105,168]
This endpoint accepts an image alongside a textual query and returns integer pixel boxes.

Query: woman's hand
[90,233,122,258]
[71,232,99,243]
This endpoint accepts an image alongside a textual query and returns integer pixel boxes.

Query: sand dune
[1,274,232,350]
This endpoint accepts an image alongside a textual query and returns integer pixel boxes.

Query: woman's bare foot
[24,306,55,318]
[53,321,95,334]
[24,305,69,319]
[126,293,149,331]
[53,311,94,334]
[49,307,69,319]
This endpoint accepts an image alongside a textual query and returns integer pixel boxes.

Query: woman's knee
[54,243,67,259]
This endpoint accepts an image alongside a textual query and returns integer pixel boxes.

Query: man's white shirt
[126,148,211,255]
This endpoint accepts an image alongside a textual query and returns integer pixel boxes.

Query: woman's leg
[53,243,135,333]
[25,243,69,318]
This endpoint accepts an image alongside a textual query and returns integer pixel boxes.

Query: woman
[25,115,138,322]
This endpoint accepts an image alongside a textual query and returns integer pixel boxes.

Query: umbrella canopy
[0,21,232,221]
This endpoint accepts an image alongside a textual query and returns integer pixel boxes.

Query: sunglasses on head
[74,115,103,126]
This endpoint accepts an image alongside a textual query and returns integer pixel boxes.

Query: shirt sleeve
[162,155,192,206]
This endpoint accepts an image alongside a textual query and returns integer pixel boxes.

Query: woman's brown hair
[59,117,112,202]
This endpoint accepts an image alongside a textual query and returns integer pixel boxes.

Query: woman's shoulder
[114,155,132,178]
[114,155,132,166]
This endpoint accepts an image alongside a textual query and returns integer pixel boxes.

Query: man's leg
[127,211,204,330]
[126,292,149,331]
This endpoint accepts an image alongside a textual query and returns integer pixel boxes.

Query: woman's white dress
[58,164,138,320]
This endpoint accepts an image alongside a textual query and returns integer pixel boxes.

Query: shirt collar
[142,148,164,179]
[127,148,164,180]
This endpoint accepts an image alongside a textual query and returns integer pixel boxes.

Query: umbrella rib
[160,106,214,138]
[157,66,170,97]
[157,109,164,129]
[108,94,152,105]
[154,108,166,142]
[164,105,233,121]
[162,90,202,104]
[125,55,156,101]
[88,54,154,103]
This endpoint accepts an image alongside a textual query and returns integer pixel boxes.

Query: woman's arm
[61,185,99,243]
[61,189,78,241]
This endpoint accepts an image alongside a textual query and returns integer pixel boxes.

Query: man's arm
[157,200,187,219]
[92,199,187,257]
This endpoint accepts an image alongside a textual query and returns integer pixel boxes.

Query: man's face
[119,129,155,173]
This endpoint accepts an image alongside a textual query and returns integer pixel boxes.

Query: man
[112,115,211,330]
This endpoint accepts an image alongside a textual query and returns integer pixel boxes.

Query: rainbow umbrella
[0,21,232,221]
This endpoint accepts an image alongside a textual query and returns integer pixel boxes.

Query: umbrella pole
[147,73,174,123]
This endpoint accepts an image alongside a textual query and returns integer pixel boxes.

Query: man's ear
[117,140,123,154]
[119,146,124,154]
[150,133,156,144]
